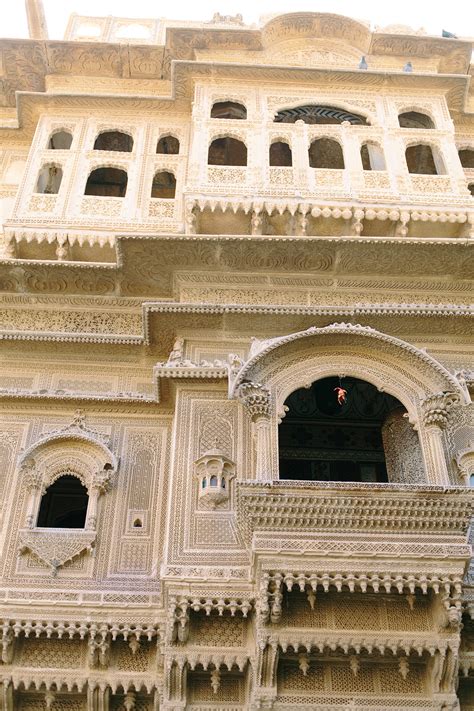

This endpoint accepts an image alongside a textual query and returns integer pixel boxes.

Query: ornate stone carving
[236,381,272,420]
[421,392,461,429]
[194,448,235,508]
[18,529,96,575]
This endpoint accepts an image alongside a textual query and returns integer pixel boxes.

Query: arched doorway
[279,376,418,483]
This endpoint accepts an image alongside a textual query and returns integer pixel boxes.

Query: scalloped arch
[230,324,464,409]
[19,431,117,471]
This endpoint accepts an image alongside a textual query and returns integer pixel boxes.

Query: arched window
[469,183,474,197]
[459,149,474,169]
[308,138,344,169]
[93,131,133,152]
[35,164,63,194]
[151,171,176,199]
[133,518,143,528]
[85,167,128,197]
[211,101,247,120]
[470,474,474,487]
[274,105,368,125]
[210,475,218,487]
[398,111,435,129]
[156,135,180,154]
[269,141,292,167]
[37,475,89,528]
[360,142,386,170]
[208,137,247,166]
[279,376,421,484]
[48,130,73,150]
[405,144,444,175]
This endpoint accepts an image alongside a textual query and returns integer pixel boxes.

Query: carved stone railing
[236,481,474,544]
[410,175,453,194]
[80,195,123,217]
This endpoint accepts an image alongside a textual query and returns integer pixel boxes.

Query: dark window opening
[208,137,247,166]
[151,171,176,198]
[37,475,88,528]
[398,111,435,129]
[405,144,442,175]
[269,141,292,166]
[35,164,63,194]
[468,183,474,197]
[93,131,133,152]
[85,168,128,197]
[279,376,404,484]
[308,138,344,169]
[48,131,73,150]
[157,135,180,154]
[211,101,247,120]
[361,143,386,171]
[274,105,367,125]
[459,149,474,169]
[133,518,143,528]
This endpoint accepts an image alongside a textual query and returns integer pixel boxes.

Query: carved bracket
[18,529,96,575]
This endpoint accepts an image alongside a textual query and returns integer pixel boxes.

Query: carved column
[293,119,309,191]
[21,459,43,528]
[87,683,110,711]
[0,678,14,711]
[86,468,112,530]
[421,393,460,486]
[238,382,273,481]
[341,122,363,193]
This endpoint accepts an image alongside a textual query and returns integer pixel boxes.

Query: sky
[0,0,472,40]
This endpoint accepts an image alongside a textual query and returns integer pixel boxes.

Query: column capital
[20,459,43,492]
[420,391,460,429]
[237,381,272,420]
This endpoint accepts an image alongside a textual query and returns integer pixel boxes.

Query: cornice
[1,58,472,133]
[0,300,471,348]
[1,233,472,299]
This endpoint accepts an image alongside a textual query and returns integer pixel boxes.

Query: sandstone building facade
[0,6,473,710]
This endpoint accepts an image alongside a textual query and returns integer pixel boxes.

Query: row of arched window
[35,165,177,199]
[37,120,474,195]
[208,136,452,176]
[47,129,180,155]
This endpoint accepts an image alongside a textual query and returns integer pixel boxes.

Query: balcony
[236,480,473,545]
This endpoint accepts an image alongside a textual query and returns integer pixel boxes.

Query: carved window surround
[16,411,117,574]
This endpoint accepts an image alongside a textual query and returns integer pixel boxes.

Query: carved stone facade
[0,6,473,710]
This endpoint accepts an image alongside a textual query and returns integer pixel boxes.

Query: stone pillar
[238,382,273,481]
[341,122,363,193]
[20,459,43,528]
[87,683,110,711]
[86,469,112,530]
[25,0,49,39]
[421,393,460,486]
[293,119,309,191]
[438,137,468,194]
